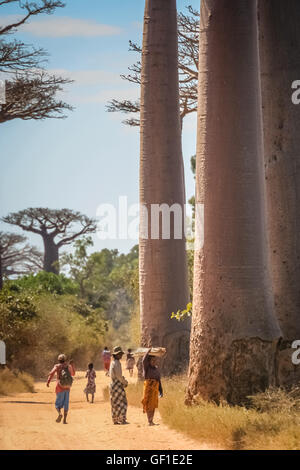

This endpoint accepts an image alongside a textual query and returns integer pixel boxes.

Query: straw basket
[133,347,166,358]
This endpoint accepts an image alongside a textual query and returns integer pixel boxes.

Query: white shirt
[109,359,127,386]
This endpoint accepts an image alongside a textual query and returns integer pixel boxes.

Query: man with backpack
[47,354,75,424]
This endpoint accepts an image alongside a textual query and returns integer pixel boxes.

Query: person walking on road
[84,362,96,403]
[126,348,135,377]
[102,346,111,376]
[47,354,75,424]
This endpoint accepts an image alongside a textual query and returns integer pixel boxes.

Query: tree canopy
[0,231,43,289]
[0,0,73,122]
[106,6,199,127]
[2,208,97,273]
[2,208,97,246]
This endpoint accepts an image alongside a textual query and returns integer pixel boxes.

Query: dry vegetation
[0,368,35,396]
[124,376,300,450]
[0,293,107,377]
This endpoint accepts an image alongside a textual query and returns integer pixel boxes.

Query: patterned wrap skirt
[109,379,127,421]
[84,382,96,394]
[142,379,159,413]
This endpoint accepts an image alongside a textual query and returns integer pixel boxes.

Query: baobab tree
[0,232,43,289]
[106,6,199,128]
[258,0,300,385]
[0,1,65,36]
[186,0,282,405]
[0,73,73,123]
[0,0,73,122]
[139,0,190,374]
[2,209,96,274]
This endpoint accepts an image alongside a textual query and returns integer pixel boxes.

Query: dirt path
[0,367,215,450]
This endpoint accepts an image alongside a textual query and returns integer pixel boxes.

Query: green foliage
[60,237,93,297]
[62,243,139,343]
[3,271,78,296]
[0,291,37,321]
[0,288,37,349]
[190,155,196,178]
[0,290,108,376]
[171,302,192,322]
[0,243,140,377]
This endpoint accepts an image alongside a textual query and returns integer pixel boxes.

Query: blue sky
[0,0,199,255]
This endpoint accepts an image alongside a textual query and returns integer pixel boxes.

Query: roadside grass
[0,368,35,396]
[123,376,300,450]
[102,384,110,402]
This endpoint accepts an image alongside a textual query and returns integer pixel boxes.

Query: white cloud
[0,15,21,26]
[0,15,122,37]
[72,87,139,105]
[47,67,139,106]
[49,69,121,86]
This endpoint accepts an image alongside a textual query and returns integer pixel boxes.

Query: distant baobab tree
[0,231,43,289]
[2,208,97,274]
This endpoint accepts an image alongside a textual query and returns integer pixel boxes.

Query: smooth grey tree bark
[139,0,190,374]
[258,0,300,386]
[187,0,282,405]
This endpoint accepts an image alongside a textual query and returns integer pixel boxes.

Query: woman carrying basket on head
[141,348,163,426]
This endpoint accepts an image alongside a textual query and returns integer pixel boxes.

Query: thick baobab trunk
[43,236,59,274]
[139,0,190,374]
[258,0,300,386]
[186,0,282,405]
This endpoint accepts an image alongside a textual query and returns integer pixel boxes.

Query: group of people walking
[46,347,163,426]
[101,346,136,377]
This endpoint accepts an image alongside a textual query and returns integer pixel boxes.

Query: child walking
[84,363,96,403]
[126,348,136,377]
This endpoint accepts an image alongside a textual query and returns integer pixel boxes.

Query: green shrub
[3,271,78,296]
[0,292,108,377]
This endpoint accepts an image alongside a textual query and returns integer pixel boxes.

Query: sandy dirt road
[0,367,215,450]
